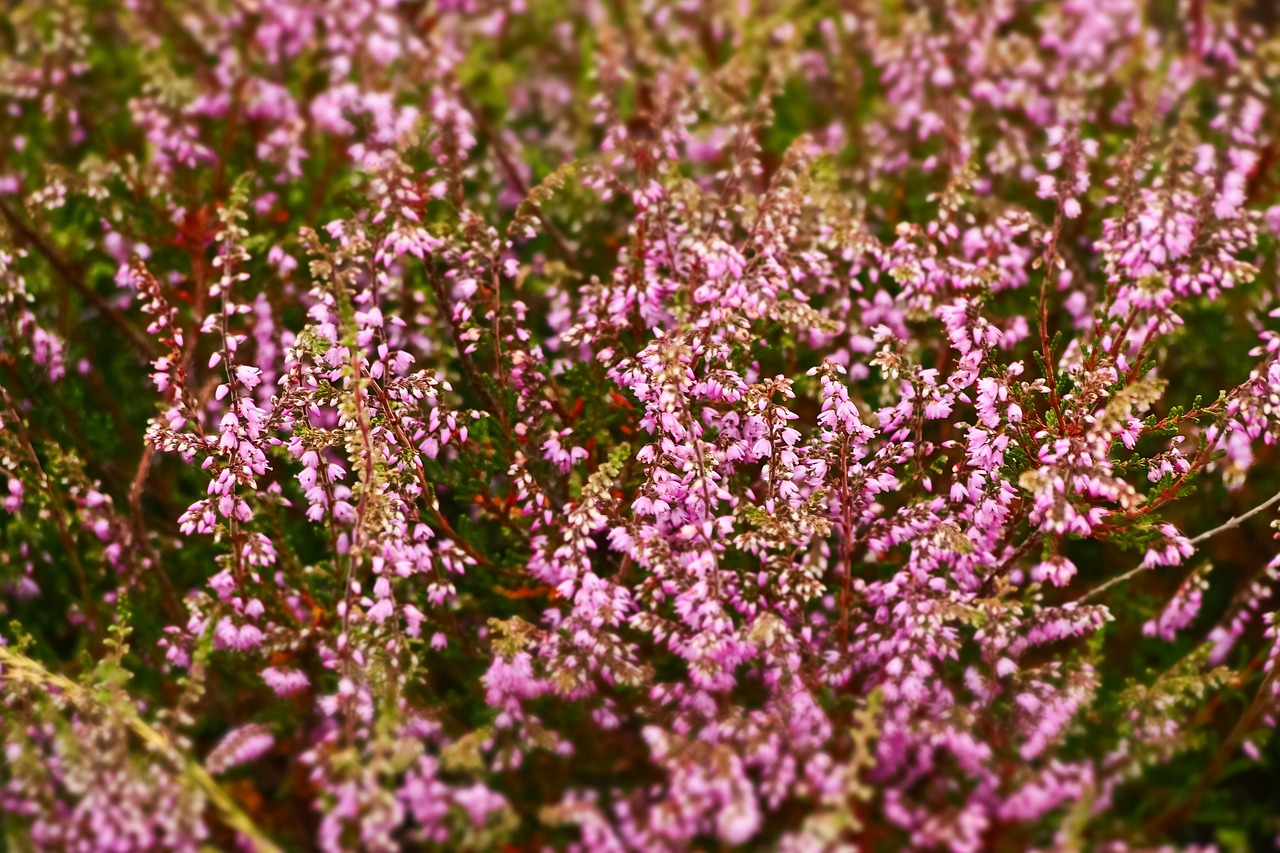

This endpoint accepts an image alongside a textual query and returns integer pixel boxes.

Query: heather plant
[3,0,1280,850]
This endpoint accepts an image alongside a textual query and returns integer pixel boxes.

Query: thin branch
[423,258,566,510]
[1077,486,1280,603]
[1144,667,1279,837]
[982,528,1043,595]
[453,91,580,265]
[425,259,503,420]
[1188,487,1280,546]
[0,198,159,361]
[0,388,97,626]
[128,441,183,622]
[0,646,283,853]
[1076,562,1149,604]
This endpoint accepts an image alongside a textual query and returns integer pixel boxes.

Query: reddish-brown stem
[0,198,159,360]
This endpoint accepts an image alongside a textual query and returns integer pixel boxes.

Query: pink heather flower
[213,618,264,651]
[1144,564,1212,642]
[542,428,589,473]
[206,724,275,774]
[1141,524,1195,570]
[3,478,23,513]
[261,667,310,697]
[1031,556,1078,587]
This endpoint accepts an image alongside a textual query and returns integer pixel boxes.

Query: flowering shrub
[3,0,1280,849]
